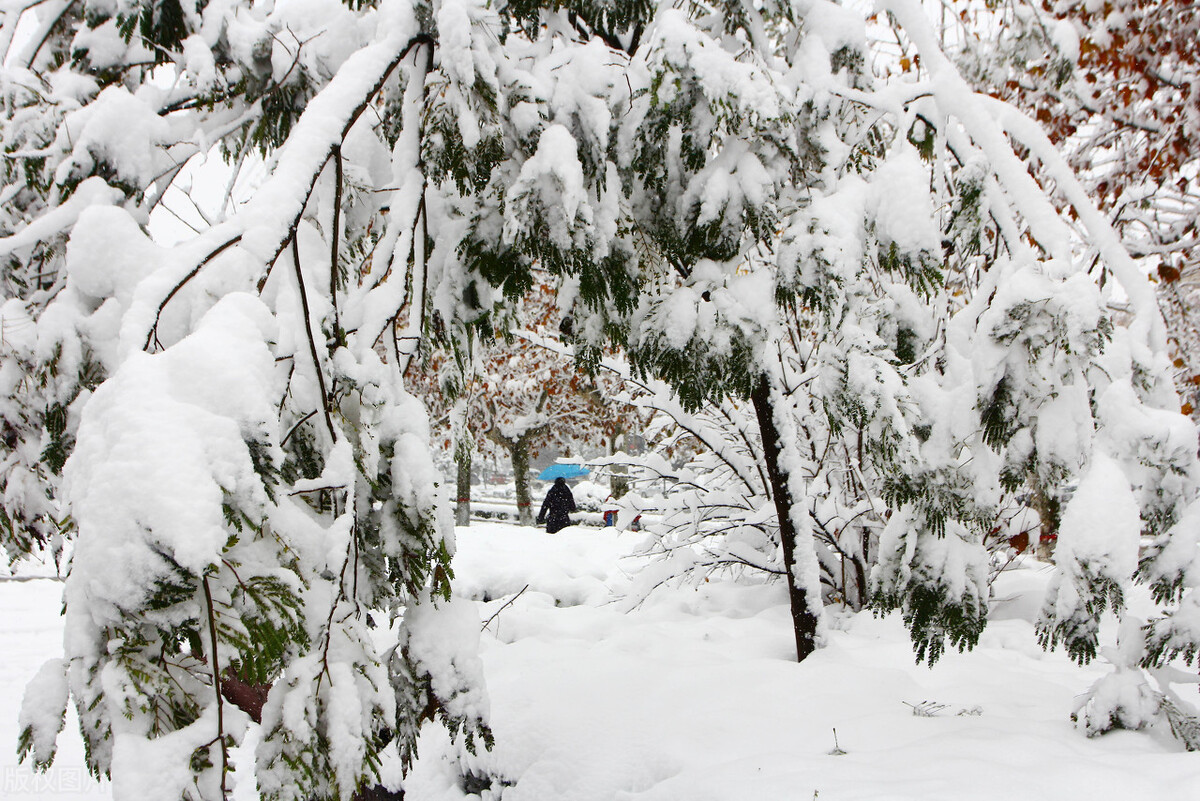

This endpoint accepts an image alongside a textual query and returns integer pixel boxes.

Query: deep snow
[2,521,1198,799]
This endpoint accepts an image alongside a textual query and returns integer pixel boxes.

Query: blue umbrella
[537,463,589,481]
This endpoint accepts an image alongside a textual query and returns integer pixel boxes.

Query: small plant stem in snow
[481,584,530,632]
[828,728,846,756]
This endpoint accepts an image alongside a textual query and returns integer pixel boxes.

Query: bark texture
[751,373,819,662]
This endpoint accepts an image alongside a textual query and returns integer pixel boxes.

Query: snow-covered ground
[3,521,1198,799]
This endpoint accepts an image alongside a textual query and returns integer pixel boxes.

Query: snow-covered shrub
[1069,618,1200,750]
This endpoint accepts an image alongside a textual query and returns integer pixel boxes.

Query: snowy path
[2,523,1198,799]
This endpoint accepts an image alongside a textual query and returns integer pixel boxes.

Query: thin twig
[480,584,530,631]
[315,545,354,693]
[201,575,229,799]
[330,145,343,326]
[281,409,318,447]
[291,236,337,442]
[288,483,347,496]
[144,235,244,351]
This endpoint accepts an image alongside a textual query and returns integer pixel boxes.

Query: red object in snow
[602,510,641,530]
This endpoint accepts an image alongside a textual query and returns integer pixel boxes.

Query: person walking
[536,477,576,533]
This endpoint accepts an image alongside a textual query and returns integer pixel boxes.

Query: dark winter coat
[536,478,576,533]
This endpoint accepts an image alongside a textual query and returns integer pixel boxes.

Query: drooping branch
[330,144,343,328]
[201,575,229,800]
[251,33,435,280]
[292,236,338,442]
[133,33,436,350]
[11,0,77,68]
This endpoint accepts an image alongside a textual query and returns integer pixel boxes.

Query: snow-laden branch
[0,179,122,258]
[981,95,1168,350]
[126,29,433,357]
[881,0,1169,376]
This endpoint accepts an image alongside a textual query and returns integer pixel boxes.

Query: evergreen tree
[4,1,493,797]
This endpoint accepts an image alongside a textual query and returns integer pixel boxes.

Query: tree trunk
[751,373,820,662]
[609,425,629,499]
[511,434,533,526]
[855,531,870,608]
[454,438,471,527]
[609,470,630,500]
[1029,476,1060,562]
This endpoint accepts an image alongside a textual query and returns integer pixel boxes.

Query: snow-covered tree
[419,0,1200,678]
[3,1,494,797]
[446,334,577,527]
[409,277,634,526]
[4,2,1200,795]
[406,346,485,526]
[948,0,1200,420]
[597,351,890,613]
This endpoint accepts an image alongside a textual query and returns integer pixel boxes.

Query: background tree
[948,0,1200,419]
[403,344,485,527]
[410,277,630,526]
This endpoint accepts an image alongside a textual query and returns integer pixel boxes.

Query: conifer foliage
[3,1,491,797]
